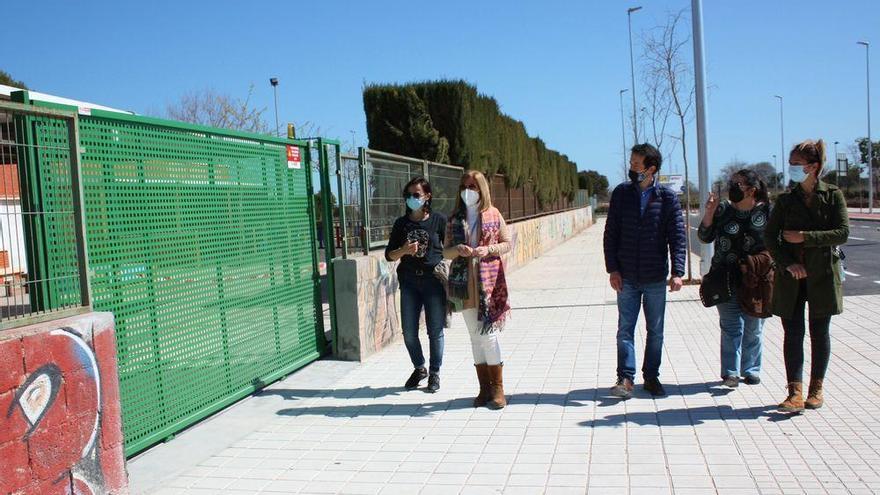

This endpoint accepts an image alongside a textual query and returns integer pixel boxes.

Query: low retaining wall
[0,312,128,495]
[334,207,593,361]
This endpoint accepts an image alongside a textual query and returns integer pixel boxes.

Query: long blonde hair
[452,170,493,216]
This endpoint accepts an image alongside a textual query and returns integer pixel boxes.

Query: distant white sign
[659,174,685,194]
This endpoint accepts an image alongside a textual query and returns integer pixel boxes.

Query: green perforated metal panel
[70,112,323,456]
[19,114,83,312]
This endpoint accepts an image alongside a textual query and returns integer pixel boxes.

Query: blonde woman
[444,171,511,409]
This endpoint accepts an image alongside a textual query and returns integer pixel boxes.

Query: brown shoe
[487,364,506,409]
[473,364,491,408]
[778,382,805,413]
[610,377,634,399]
[805,378,824,409]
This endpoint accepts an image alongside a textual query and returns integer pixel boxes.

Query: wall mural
[0,321,126,495]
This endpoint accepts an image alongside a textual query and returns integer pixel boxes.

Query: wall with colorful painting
[0,312,127,495]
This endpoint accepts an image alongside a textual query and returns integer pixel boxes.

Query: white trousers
[462,308,502,365]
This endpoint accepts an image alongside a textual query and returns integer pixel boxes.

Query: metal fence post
[333,145,349,259]
[357,147,370,255]
[318,139,340,356]
[67,114,92,308]
[304,144,328,354]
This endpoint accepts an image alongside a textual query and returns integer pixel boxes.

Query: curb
[849,215,880,223]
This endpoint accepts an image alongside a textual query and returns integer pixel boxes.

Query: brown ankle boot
[805,379,824,409]
[487,364,506,409]
[778,382,805,413]
[473,364,491,407]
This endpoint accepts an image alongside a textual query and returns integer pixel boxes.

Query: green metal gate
[23,95,325,456]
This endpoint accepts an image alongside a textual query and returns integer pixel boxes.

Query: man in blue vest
[603,143,686,399]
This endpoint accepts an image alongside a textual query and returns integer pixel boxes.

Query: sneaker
[722,376,740,388]
[743,375,761,386]
[643,377,666,397]
[610,377,634,399]
[426,373,440,393]
[405,367,427,390]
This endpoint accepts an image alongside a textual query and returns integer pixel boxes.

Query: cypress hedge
[363,80,578,205]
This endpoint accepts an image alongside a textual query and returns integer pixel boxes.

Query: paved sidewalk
[130,219,880,495]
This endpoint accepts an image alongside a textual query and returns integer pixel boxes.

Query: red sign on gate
[286,145,301,169]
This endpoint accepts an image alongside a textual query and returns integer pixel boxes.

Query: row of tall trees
[363,80,579,205]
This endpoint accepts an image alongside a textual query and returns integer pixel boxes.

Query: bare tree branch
[641,8,697,279]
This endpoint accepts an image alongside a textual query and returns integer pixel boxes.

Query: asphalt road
[840,220,880,295]
[686,213,880,296]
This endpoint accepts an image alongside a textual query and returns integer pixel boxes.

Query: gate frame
[0,94,92,330]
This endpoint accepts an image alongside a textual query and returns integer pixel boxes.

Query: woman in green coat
[764,139,849,413]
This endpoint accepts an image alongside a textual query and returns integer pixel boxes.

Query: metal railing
[0,99,91,328]
[325,147,592,256]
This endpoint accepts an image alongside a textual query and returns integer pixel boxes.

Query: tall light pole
[619,89,629,182]
[349,130,357,152]
[627,6,642,145]
[691,0,712,276]
[270,77,280,137]
[858,41,873,213]
[774,95,785,189]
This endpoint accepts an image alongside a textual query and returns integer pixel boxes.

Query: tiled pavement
[130,218,880,495]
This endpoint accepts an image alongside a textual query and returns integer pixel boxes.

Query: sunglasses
[460,184,479,191]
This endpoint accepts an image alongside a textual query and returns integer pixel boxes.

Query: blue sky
[6,0,877,186]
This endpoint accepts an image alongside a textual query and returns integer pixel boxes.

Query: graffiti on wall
[505,208,592,271]
[0,319,126,495]
[361,258,400,354]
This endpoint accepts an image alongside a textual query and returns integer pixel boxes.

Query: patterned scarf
[448,207,510,334]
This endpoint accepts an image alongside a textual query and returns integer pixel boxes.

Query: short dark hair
[631,143,662,172]
[402,176,433,213]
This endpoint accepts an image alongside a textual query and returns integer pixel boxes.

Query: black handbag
[699,265,735,308]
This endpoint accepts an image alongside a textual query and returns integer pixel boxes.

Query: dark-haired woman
[765,139,849,413]
[385,177,448,393]
[699,169,771,388]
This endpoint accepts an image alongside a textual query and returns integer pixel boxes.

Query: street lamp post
[270,77,280,137]
[858,41,873,213]
[774,95,785,191]
[627,6,642,145]
[691,0,712,276]
[619,89,629,182]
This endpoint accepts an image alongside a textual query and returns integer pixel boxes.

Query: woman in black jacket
[385,177,448,393]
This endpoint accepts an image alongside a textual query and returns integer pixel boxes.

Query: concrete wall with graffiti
[503,206,593,272]
[333,256,400,361]
[333,207,592,362]
[0,312,127,495]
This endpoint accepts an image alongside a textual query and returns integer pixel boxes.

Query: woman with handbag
[444,170,511,409]
[385,177,448,393]
[765,139,849,413]
[699,169,772,388]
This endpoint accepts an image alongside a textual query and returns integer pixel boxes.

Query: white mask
[788,165,808,183]
[461,189,480,207]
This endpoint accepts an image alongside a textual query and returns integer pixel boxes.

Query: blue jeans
[399,273,446,373]
[616,279,667,381]
[717,299,764,379]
